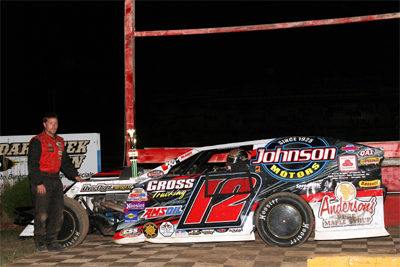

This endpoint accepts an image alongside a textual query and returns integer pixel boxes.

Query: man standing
[28,112,86,252]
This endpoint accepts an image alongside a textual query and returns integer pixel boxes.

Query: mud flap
[311,188,389,240]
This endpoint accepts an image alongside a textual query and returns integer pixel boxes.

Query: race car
[16,136,389,248]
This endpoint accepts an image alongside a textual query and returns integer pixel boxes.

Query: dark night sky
[1,1,399,169]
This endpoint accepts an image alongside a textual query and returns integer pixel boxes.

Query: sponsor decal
[161,151,193,171]
[56,142,62,147]
[175,230,187,236]
[255,166,260,173]
[124,211,138,223]
[151,190,187,200]
[228,227,243,233]
[159,222,174,237]
[47,143,52,147]
[360,158,380,165]
[338,155,358,172]
[80,183,132,192]
[278,137,314,145]
[358,149,375,157]
[127,188,148,202]
[178,151,193,161]
[147,178,195,191]
[81,183,113,192]
[120,227,143,237]
[296,182,321,190]
[143,222,158,238]
[215,228,228,233]
[47,147,54,152]
[114,185,132,190]
[141,206,183,219]
[201,229,214,235]
[188,230,201,236]
[342,144,359,153]
[318,182,377,228]
[132,187,145,193]
[147,170,164,178]
[359,180,380,188]
[125,202,145,210]
[251,137,337,182]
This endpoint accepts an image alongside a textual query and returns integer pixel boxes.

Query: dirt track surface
[5,226,400,267]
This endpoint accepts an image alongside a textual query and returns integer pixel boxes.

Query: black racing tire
[255,192,314,247]
[56,197,89,248]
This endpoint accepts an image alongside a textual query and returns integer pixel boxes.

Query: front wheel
[256,192,314,247]
[56,197,89,248]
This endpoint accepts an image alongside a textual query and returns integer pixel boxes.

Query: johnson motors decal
[318,182,377,228]
[251,137,337,182]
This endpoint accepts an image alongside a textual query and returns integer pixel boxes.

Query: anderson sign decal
[0,133,101,190]
[251,137,338,182]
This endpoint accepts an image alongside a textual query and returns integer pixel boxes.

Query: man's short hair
[43,112,58,123]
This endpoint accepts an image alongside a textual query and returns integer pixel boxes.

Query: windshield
[166,147,251,177]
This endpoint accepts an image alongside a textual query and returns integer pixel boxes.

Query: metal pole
[124,0,136,168]
[134,12,400,37]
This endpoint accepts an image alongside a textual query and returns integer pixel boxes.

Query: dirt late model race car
[17,136,389,248]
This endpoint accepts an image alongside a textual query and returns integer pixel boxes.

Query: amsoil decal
[251,137,337,182]
[318,182,377,228]
[141,206,183,219]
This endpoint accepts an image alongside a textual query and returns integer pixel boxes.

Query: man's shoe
[47,242,66,252]
[36,243,48,253]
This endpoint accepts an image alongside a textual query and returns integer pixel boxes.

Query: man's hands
[37,184,46,194]
[75,176,86,182]
[37,176,85,194]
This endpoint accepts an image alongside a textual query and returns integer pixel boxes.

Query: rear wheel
[256,192,314,247]
[56,197,89,248]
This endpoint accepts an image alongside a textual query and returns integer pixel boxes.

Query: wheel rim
[267,204,301,238]
[57,210,76,242]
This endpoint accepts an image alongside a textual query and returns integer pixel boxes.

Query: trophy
[127,129,138,177]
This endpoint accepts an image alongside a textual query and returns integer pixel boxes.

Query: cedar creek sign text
[0,141,90,169]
